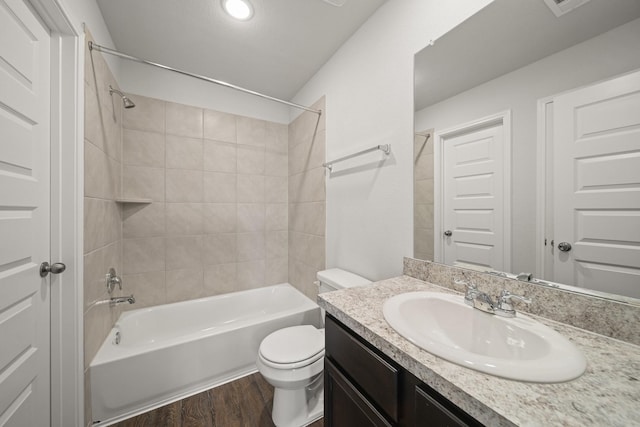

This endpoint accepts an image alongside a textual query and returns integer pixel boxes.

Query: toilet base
[271,377,323,427]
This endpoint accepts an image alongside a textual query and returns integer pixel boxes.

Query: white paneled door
[0,0,51,425]
[553,69,640,298]
[439,114,510,272]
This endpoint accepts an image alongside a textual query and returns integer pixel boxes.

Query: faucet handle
[496,290,532,317]
[106,267,123,293]
[500,289,532,304]
[455,280,478,305]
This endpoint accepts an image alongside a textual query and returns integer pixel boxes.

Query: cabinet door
[414,386,481,427]
[325,359,392,427]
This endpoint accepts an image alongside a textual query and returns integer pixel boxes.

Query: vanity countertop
[318,275,640,427]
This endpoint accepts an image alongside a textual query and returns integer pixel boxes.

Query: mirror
[413,0,640,302]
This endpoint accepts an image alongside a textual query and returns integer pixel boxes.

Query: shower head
[108,85,135,109]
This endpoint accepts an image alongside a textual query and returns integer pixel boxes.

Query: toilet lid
[260,325,324,365]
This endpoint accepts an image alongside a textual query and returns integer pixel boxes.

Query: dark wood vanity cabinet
[324,315,484,427]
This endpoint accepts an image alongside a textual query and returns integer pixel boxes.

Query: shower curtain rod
[88,42,322,115]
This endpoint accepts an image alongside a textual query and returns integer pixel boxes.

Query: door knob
[557,242,572,252]
[40,262,66,277]
[444,230,453,237]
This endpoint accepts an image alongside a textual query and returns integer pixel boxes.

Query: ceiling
[414,0,640,111]
[97,0,386,100]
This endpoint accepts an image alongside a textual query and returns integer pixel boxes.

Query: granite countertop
[318,275,640,427]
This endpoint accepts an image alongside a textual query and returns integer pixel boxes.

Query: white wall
[291,0,493,280]
[61,0,119,78]
[118,61,291,123]
[61,0,291,123]
[415,18,640,275]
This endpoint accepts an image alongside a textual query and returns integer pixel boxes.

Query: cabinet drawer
[325,358,392,427]
[325,315,399,422]
[415,385,483,427]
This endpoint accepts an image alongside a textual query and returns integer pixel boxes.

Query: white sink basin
[382,292,587,383]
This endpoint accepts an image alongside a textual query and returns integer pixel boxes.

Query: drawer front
[325,316,399,422]
[325,359,392,427]
[415,385,484,427]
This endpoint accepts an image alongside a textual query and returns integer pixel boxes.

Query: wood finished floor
[113,372,324,427]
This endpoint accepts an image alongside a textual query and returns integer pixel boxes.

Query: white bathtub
[90,283,321,426]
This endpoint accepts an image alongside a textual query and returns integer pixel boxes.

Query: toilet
[256,268,371,427]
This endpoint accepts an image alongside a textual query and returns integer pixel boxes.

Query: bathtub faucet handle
[106,267,123,293]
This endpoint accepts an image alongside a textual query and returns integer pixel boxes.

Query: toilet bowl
[256,269,371,427]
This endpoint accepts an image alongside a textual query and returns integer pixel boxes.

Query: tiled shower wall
[83,35,326,422]
[119,96,291,308]
[83,31,125,426]
[288,98,326,300]
[414,130,434,261]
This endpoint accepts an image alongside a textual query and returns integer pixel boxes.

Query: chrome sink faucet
[455,280,531,317]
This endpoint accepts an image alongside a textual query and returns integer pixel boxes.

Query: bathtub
[90,283,321,426]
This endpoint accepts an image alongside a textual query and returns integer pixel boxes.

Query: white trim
[433,110,512,271]
[29,0,84,425]
[535,96,553,279]
[433,129,442,263]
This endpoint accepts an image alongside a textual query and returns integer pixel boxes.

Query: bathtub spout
[110,295,135,307]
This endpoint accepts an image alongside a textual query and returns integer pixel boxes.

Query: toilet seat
[259,325,325,369]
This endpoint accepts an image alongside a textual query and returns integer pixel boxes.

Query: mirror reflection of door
[434,113,511,272]
[414,130,434,261]
[546,69,640,298]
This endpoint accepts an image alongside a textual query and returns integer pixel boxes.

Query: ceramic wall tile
[165,169,203,203]
[266,257,288,286]
[203,203,237,234]
[84,82,104,151]
[237,260,265,289]
[203,263,237,295]
[266,231,288,259]
[237,144,265,175]
[237,232,265,262]
[265,151,288,177]
[265,176,288,203]
[121,271,166,310]
[237,116,266,147]
[203,140,237,173]
[123,129,165,168]
[84,197,106,253]
[204,109,237,143]
[165,236,203,270]
[266,203,288,231]
[122,203,166,238]
[165,102,203,138]
[123,166,165,201]
[166,269,204,303]
[84,140,108,199]
[287,98,326,294]
[204,172,237,203]
[165,135,203,170]
[203,233,237,265]
[237,174,265,203]
[122,94,165,133]
[265,122,288,154]
[165,203,203,236]
[237,203,265,232]
[122,237,165,274]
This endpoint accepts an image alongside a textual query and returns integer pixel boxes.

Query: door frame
[433,111,512,271]
[535,96,554,280]
[28,0,83,425]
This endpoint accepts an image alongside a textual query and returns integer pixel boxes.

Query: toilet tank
[316,268,371,294]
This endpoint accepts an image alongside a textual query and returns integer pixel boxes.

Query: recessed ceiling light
[222,0,254,21]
